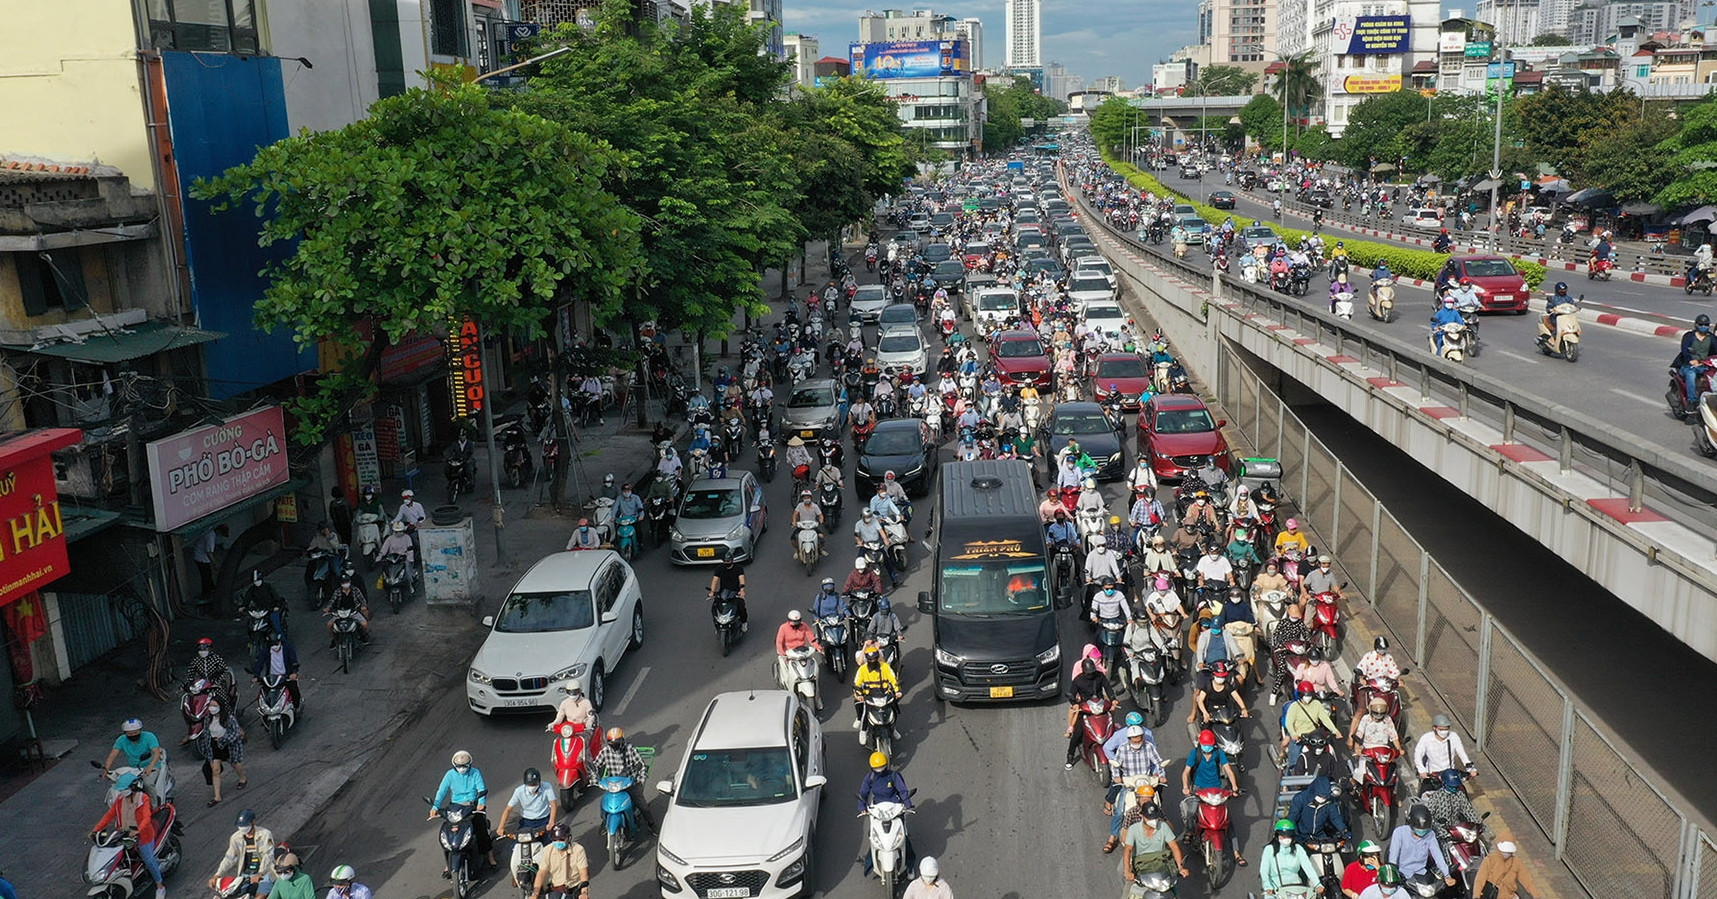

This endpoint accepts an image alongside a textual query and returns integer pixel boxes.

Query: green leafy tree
[1191,65,1259,97]
[1586,115,1677,203]
[1272,53,1322,142]
[192,79,643,443]
[778,78,913,244]
[1237,93,1284,153]
[1337,92,1433,169]
[1655,96,1717,207]
[1529,33,1573,46]
[985,76,1065,152]
[1088,96,1136,156]
[1512,86,1639,185]
[1294,125,1334,161]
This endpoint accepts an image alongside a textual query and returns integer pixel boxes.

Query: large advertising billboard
[147,407,291,532]
[1342,74,1404,94]
[848,40,970,79]
[1332,15,1412,54]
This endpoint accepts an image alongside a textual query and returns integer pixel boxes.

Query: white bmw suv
[654,691,826,898]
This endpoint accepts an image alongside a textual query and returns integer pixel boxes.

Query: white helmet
[920,857,940,879]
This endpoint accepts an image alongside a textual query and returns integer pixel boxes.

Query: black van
[918,459,1061,702]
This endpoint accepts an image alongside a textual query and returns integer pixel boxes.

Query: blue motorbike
[600,774,644,869]
[616,516,640,561]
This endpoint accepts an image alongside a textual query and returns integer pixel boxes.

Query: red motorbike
[86,800,185,899]
[1308,590,1343,657]
[1444,812,1492,891]
[1354,675,1403,727]
[1058,486,1081,514]
[852,416,876,446]
[1189,787,1237,888]
[1076,697,1116,786]
[1280,639,1312,700]
[940,316,956,339]
[551,721,603,813]
[1666,357,1717,420]
[1277,548,1308,593]
[1586,254,1614,281]
[1353,745,1402,837]
[179,678,221,744]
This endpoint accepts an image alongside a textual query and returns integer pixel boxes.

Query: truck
[918,459,1062,702]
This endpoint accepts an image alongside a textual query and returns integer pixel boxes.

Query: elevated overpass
[1121,95,1252,148]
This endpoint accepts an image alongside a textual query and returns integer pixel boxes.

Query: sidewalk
[0,406,668,898]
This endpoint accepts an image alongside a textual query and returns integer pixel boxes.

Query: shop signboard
[1465,41,1494,57]
[446,318,485,420]
[0,429,82,607]
[1439,32,1466,54]
[1342,74,1404,93]
[1332,16,1412,54]
[146,407,290,532]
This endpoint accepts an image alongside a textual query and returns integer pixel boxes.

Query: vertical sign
[445,318,485,419]
[352,424,381,489]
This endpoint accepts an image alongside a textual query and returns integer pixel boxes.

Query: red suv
[1137,393,1231,481]
[1433,256,1530,313]
[988,330,1051,387]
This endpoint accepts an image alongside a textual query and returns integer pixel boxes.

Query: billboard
[1342,74,1404,94]
[1332,15,1412,54]
[146,407,291,532]
[1439,32,1466,54]
[0,429,82,608]
[849,40,971,79]
[1465,41,1494,57]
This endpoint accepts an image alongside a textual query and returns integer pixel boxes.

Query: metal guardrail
[1077,188,1717,543]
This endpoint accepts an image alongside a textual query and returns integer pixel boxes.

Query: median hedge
[1100,154,1547,290]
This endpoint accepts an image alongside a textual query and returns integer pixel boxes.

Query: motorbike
[864,797,917,898]
[1288,729,1343,780]
[601,773,646,870]
[446,456,474,505]
[305,547,343,611]
[1667,359,1717,420]
[550,719,600,813]
[614,515,640,561]
[645,492,675,547]
[1587,254,1614,281]
[1431,323,1470,363]
[381,552,412,614]
[425,798,485,899]
[1308,589,1343,657]
[1300,830,1349,897]
[252,670,299,750]
[502,423,534,488]
[1696,393,1717,457]
[1076,696,1117,787]
[241,604,277,658]
[1536,299,1582,362]
[858,681,900,758]
[1355,675,1404,728]
[1290,263,1312,296]
[84,808,185,899]
[817,480,843,528]
[1368,278,1395,322]
[93,761,176,807]
[510,826,550,899]
[1127,870,1179,899]
[1120,639,1168,727]
[757,441,777,483]
[781,644,822,711]
[1095,613,1127,674]
[1352,745,1402,839]
[329,607,363,673]
[179,677,225,746]
[1052,541,1079,602]
[1188,787,1236,888]
[1330,288,1355,320]
[722,417,745,456]
[816,610,850,683]
[794,521,822,575]
[354,511,383,564]
[1204,701,1247,775]
[1440,812,1492,894]
[711,589,744,656]
[1254,589,1290,644]
[592,496,617,546]
[1686,266,1715,296]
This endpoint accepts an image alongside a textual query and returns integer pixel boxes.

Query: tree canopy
[1654,95,1717,208]
[1512,86,1640,186]
[1237,94,1284,153]
[1529,33,1573,46]
[984,76,1064,151]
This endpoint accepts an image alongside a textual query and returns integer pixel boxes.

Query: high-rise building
[1277,0,1315,58]
[689,0,784,58]
[1043,60,1084,100]
[784,33,819,88]
[1093,75,1125,93]
[1310,0,1438,136]
[1199,0,1276,71]
[1475,0,1542,45]
[1538,0,1582,37]
[858,8,961,42]
[1006,0,1042,69]
[851,9,980,157]
[956,17,986,69]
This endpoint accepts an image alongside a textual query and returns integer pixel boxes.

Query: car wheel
[588,663,607,711]
[629,605,645,650]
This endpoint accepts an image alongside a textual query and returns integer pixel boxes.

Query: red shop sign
[446,318,485,419]
[0,429,83,608]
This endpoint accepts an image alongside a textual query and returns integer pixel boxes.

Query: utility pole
[1487,44,1507,251]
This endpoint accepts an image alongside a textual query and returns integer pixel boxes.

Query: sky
[780,0,1202,91]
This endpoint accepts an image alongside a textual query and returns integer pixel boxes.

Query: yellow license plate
[800,430,815,438]
[696,547,716,558]
[989,686,1014,698]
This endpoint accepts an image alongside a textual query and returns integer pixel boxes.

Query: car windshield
[1025,260,1061,274]
[1097,358,1147,378]
[878,334,920,354]
[1086,305,1123,321]
[863,428,921,455]
[494,590,595,633]
[979,293,1017,311]
[1244,228,1274,240]
[1053,412,1113,434]
[924,246,952,260]
[675,747,798,807]
[788,386,833,408]
[1070,277,1109,293]
[853,286,886,302]
[996,338,1045,358]
[680,488,742,519]
[1464,259,1518,278]
[1153,408,1215,434]
[938,561,1050,615]
[879,308,916,325]
[935,261,967,277]
[966,243,991,255]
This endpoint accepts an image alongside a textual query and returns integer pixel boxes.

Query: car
[1172,204,1197,218]
[1074,257,1116,288]
[1404,207,1444,228]
[466,549,644,715]
[1041,401,1126,481]
[1210,190,1237,210]
[1060,239,1097,266]
[1434,255,1530,312]
[874,325,928,375]
[1180,167,1201,180]
[929,211,956,233]
[849,284,889,322]
[1176,215,1209,246]
[1014,208,1041,225]
[1136,393,1231,482]
[653,691,825,899]
[1092,353,1152,411]
[921,243,953,264]
[1238,225,1283,255]
[961,272,1000,312]
[1304,189,1333,209]
[988,329,1052,387]
[1015,231,1049,252]
[669,474,768,564]
[1024,257,1067,282]
[971,286,1021,335]
[779,378,840,443]
[932,259,969,290]
[1082,302,1128,339]
[877,303,918,331]
[1066,273,1116,311]
[855,417,939,497]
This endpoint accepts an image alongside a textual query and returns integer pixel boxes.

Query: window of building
[430,0,468,57]
[145,0,261,53]
[14,250,88,316]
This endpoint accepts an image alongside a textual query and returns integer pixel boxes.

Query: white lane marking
[612,666,651,716]
[1602,304,1657,316]
[1610,387,1658,404]
[1493,349,1542,364]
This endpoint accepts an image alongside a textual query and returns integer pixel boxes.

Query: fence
[1213,345,1708,899]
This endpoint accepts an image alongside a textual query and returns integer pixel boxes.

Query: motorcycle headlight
[934,647,962,667]
[468,668,492,685]
[767,836,806,864]
[550,664,588,683]
[1037,644,1061,664]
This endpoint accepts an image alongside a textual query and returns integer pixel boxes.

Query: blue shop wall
[162,52,317,399]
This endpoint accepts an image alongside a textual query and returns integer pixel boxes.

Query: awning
[62,507,123,543]
[1471,178,1503,192]
[1678,205,1717,225]
[0,320,224,364]
[1621,201,1663,215]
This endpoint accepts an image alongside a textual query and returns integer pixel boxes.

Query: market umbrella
[1679,205,1717,225]
[1471,178,1502,192]
[1564,187,1616,208]
[1620,201,1662,215]
[1537,178,1572,195]
[1419,174,1442,183]
[1370,162,1397,173]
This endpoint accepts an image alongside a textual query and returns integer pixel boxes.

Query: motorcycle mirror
[655,779,676,795]
[805,775,829,790]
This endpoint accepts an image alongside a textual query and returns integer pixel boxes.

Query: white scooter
[354,511,383,563]
[794,520,822,574]
[780,644,822,711]
[1367,278,1395,322]
[864,797,916,896]
[1536,298,1582,363]
[1432,322,1470,363]
[1330,287,1355,320]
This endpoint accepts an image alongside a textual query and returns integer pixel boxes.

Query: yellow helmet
[869,751,889,770]
[1109,515,1122,525]
[1134,783,1157,801]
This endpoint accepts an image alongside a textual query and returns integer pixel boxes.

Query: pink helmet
[1286,518,1299,529]
[1154,575,1170,591]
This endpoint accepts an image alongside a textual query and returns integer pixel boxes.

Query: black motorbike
[645,493,675,546]
[817,480,843,527]
[424,799,486,899]
[446,456,474,504]
[711,589,744,657]
[757,441,777,483]
[502,424,534,489]
[381,552,412,614]
[304,548,343,611]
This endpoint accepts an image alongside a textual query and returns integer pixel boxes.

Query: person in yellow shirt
[528,823,589,899]
[851,642,900,732]
[1274,518,1310,557]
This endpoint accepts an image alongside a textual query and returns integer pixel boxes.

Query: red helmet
[1197,729,1217,747]
[196,637,214,648]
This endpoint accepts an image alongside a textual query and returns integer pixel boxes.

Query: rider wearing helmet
[497,766,557,844]
[1287,774,1350,844]
[431,750,496,868]
[1387,806,1455,885]
[528,822,588,899]
[852,642,901,732]
[326,864,372,899]
[1431,294,1465,353]
[856,751,915,875]
[1673,314,1717,405]
[594,727,656,831]
[1341,841,1386,898]
[1260,819,1320,894]
[1421,768,1483,833]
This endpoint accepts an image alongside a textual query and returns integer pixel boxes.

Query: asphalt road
[1115,168,1717,477]
[287,252,1310,899]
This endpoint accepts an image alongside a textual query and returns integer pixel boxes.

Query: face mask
[198,649,210,658]
[1278,836,1293,847]
[126,733,141,742]
[209,705,222,716]
[1412,828,1430,838]
[239,825,254,835]
[553,841,568,850]
[280,869,296,878]
[1144,817,1161,826]
[455,765,470,773]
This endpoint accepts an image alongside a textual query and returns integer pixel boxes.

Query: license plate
[707,889,751,899]
[696,547,716,558]
[499,698,535,707]
[989,686,1014,698]
[800,430,815,438]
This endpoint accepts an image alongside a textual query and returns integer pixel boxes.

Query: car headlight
[550,664,588,682]
[670,527,683,541]
[1108,452,1122,463]
[656,863,683,891]
[727,523,746,540]
[934,647,962,667]
[779,850,808,882]
[468,668,492,685]
[767,836,806,864]
[1037,644,1061,664]
[658,845,688,866]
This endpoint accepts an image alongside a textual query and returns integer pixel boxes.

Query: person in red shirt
[91,780,166,895]
[775,610,822,688]
[1340,840,1385,898]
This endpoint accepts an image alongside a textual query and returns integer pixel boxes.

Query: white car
[1083,302,1129,338]
[1066,272,1116,313]
[849,284,890,322]
[1074,257,1116,289]
[466,550,644,714]
[1403,207,1444,228]
[654,691,826,899]
[874,325,928,375]
[971,287,1021,336]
